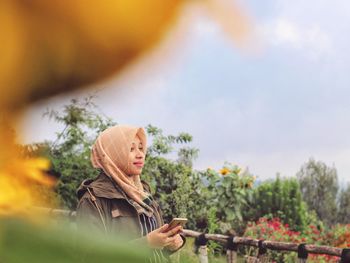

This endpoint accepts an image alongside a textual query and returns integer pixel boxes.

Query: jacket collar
[77,171,153,201]
[77,171,157,217]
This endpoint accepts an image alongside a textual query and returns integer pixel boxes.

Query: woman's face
[127,134,145,175]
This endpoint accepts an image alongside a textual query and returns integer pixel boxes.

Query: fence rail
[183,229,343,256]
[33,207,350,263]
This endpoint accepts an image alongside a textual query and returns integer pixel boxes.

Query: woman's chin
[128,169,143,176]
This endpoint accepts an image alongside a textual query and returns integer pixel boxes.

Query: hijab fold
[91,125,154,216]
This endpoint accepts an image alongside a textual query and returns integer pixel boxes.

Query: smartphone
[165,218,188,233]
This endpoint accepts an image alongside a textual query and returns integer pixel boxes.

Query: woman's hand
[146,224,182,249]
[164,233,184,251]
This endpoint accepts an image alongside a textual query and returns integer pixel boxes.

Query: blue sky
[21,0,350,183]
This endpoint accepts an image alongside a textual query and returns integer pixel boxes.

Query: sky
[20,0,350,184]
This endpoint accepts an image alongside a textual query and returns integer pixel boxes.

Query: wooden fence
[34,207,350,263]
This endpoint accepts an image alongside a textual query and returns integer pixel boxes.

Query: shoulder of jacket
[89,173,126,200]
[78,190,133,216]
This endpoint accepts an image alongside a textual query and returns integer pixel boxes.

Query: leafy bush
[203,163,255,233]
[245,176,310,232]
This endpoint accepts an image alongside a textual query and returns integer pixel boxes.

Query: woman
[76,125,186,262]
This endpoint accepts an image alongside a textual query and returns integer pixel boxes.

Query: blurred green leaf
[0,218,149,263]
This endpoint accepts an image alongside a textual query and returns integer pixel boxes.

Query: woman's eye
[130,147,135,151]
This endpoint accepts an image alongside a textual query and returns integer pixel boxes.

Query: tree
[44,96,116,209]
[296,158,338,226]
[141,125,201,229]
[337,184,350,224]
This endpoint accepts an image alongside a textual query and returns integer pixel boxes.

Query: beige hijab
[91,125,153,215]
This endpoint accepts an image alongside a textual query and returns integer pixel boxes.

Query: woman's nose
[136,149,144,158]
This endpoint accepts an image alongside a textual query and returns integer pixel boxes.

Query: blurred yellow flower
[0,156,55,216]
[0,0,250,110]
[0,124,55,216]
[219,167,230,175]
[0,0,184,109]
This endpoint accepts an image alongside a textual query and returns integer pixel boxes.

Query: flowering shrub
[308,254,339,263]
[243,217,300,262]
[305,224,350,263]
[243,217,341,263]
[245,217,301,243]
[302,224,350,262]
[331,224,350,248]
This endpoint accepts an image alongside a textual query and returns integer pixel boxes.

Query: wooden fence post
[340,248,350,263]
[226,235,238,263]
[257,240,268,263]
[195,233,208,263]
[297,243,308,263]
[198,246,208,263]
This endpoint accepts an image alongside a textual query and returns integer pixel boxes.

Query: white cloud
[271,19,302,48]
[258,18,333,59]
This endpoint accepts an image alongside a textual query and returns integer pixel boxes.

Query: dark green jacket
[76,172,185,256]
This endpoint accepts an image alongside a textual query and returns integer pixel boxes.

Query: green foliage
[141,125,200,228]
[206,165,254,225]
[296,158,338,226]
[206,207,221,256]
[337,183,350,224]
[245,175,309,232]
[145,124,197,160]
[143,156,195,223]
[0,218,149,263]
[44,96,115,209]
